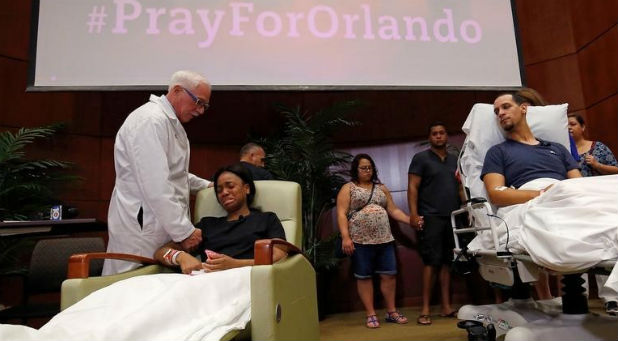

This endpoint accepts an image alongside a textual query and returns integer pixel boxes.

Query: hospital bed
[451,103,618,341]
[60,180,319,340]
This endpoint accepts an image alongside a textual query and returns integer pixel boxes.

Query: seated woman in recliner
[154,163,288,274]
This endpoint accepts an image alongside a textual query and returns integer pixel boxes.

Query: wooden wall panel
[313,91,485,144]
[0,0,31,59]
[515,0,576,64]
[569,0,618,49]
[24,134,101,201]
[519,0,617,159]
[525,55,586,110]
[183,91,300,144]
[578,27,618,105]
[0,58,103,136]
[183,90,492,146]
[100,92,154,137]
[97,201,110,224]
[0,58,48,127]
[189,144,239,180]
[584,94,618,155]
[99,138,116,201]
[95,89,502,148]
[69,200,100,223]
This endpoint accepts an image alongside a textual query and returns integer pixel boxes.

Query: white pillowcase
[460,103,570,199]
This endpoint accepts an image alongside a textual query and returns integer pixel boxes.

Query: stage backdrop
[29,0,523,90]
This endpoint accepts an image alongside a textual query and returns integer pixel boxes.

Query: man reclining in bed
[481,93,581,207]
[0,163,288,341]
[467,92,618,295]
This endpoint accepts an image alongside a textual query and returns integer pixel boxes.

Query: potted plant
[0,124,78,273]
[258,101,360,317]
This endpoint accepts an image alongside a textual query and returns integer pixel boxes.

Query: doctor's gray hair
[168,70,210,92]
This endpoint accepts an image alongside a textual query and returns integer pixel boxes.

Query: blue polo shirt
[481,139,579,188]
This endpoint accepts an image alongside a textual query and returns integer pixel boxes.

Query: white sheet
[0,267,252,341]
[467,175,618,292]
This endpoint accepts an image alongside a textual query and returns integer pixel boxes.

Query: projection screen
[29,0,523,90]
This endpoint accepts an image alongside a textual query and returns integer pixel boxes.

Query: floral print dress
[347,182,394,245]
[579,141,618,177]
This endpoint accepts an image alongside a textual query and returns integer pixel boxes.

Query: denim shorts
[351,242,397,279]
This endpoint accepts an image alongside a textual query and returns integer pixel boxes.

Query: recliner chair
[60,180,319,340]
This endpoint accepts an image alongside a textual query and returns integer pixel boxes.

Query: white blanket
[467,175,618,291]
[0,267,252,341]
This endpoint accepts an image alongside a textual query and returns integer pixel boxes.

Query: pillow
[460,103,570,198]
[462,103,570,160]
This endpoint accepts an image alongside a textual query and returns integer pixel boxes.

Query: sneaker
[605,301,618,316]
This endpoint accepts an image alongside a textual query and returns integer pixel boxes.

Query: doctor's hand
[176,252,203,274]
[180,228,202,252]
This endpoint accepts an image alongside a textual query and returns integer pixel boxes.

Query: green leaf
[258,101,361,270]
[0,123,77,223]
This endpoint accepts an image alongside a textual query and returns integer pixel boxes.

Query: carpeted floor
[319,300,608,340]
[319,306,467,341]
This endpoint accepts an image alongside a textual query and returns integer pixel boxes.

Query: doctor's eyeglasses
[182,87,210,111]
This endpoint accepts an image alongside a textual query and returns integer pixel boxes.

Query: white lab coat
[103,95,209,275]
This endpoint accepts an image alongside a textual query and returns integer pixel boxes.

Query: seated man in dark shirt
[239,142,274,181]
[154,163,286,274]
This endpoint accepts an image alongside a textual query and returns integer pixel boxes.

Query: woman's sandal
[385,311,408,324]
[416,314,432,325]
[366,314,380,328]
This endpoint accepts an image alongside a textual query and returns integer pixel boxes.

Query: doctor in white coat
[103,71,212,275]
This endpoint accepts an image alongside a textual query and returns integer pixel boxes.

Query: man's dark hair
[568,113,585,126]
[213,163,256,206]
[496,92,527,106]
[239,142,263,158]
[428,121,447,135]
[350,153,380,184]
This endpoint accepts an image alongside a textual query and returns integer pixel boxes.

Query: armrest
[466,197,488,204]
[254,238,304,265]
[68,239,303,278]
[67,252,157,279]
